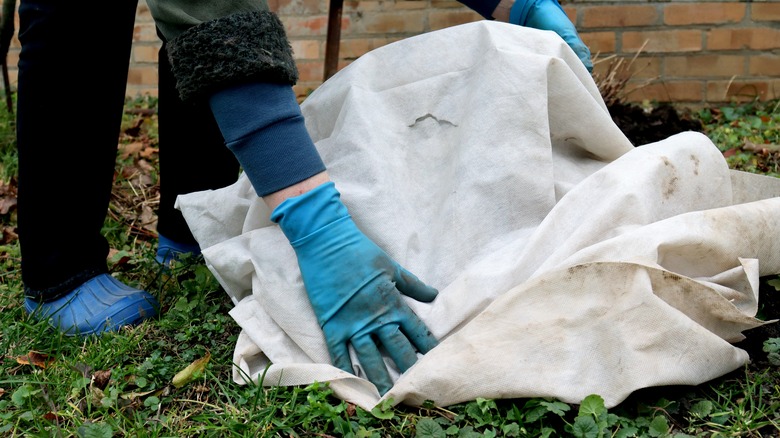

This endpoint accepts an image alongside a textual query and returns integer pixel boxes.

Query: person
[16,0,591,395]
[16,0,241,337]
[467,0,593,72]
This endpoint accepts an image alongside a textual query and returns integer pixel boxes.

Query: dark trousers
[17,0,239,300]
[458,0,501,19]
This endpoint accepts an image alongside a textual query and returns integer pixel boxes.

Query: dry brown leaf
[120,142,145,160]
[42,412,62,422]
[0,196,16,215]
[140,147,159,159]
[92,369,112,390]
[16,351,55,369]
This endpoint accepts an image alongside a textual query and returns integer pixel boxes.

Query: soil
[607,101,780,364]
[606,101,705,146]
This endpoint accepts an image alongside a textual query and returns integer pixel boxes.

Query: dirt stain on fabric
[660,156,679,199]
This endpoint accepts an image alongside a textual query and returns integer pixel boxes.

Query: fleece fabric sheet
[176,20,780,411]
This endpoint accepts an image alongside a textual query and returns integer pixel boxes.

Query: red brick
[132,45,160,64]
[582,31,616,55]
[287,16,337,37]
[582,5,659,28]
[296,59,326,83]
[749,54,780,76]
[664,3,745,25]
[563,6,576,25]
[431,0,468,10]
[270,0,321,15]
[623,30,702,53]
[338,38,395,59]
[127,66,158,87]
[665,55,745,78]
[135,1,152,21]
[707,28,780,50]
[290,40,322,60]
[623,81,704,104]
[359,11,426,33]
[389,1,428,11]
[133,22,159,43]
[752,3,780,22]
[593,55,661,80]
[345,1,382,12]
[706,80,775,103]
[429,10,482,30]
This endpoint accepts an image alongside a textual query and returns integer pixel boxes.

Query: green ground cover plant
[0,95,778,437]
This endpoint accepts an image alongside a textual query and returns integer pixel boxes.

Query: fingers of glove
[393,265,438,302]
[525,0,592,72]
[352,333,394,394]
[397,308,439,355]
[325,335,356,375]
[375,324,421,373]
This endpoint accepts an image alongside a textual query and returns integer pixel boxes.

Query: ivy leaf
[540,400,570,416]
[689,400,713,418]
[615,426,639,438]
[502,422,520,437]
[570,416,599,438]
[648,415,669,437]
[370,398,395,420]
[76,422,113,438]
[414,417,445,438]
[578,394,607,418]
[11,385,38,407]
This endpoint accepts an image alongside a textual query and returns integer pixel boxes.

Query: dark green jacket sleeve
[146,1,298,102]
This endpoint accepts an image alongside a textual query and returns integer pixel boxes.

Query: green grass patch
[1,96,779,437]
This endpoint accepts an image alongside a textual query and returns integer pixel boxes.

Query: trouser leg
[155,35,240,245]
[17,0,138,300]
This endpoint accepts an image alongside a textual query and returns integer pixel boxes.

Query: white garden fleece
[176,21,780,411]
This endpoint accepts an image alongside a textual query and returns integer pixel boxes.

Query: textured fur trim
[167,11,298,102]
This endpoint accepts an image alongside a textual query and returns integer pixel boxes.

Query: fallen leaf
[119,142,145,160]
[92,369,112,390]
[172,353,211,388]
[140,147,159,159]
[16,351,55,369]
[0,196,16,214]
[42,412,62,422]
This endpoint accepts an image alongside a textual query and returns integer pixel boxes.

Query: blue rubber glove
[510,0,593,72]
[270,182,439,394]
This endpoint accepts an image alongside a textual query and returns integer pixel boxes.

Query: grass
[0,93,779,437]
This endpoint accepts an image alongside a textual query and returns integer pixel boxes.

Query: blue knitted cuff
[209,82,326,197]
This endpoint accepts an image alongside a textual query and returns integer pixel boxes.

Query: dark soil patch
[607,102,704,146]
[733,278,780,365]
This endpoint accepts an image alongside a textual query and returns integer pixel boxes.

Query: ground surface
[607,101,704,146]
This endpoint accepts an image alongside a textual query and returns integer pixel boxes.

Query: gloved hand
[510,0,593,72]
[270,181,439,394]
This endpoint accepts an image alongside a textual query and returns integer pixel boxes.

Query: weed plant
[0,95,779,437]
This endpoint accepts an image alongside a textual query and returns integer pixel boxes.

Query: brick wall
[4,0,778,106]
